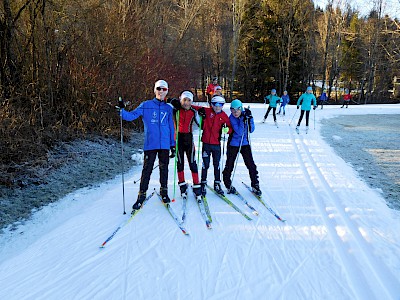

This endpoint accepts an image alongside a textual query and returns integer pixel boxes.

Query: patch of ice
[332,135,342,140]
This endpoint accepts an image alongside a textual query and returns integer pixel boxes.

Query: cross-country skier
[197,96,232,196]
[341,89,351,108]
[169,91,202,198]
[263,89,281,125]
[222,99,261,196]
[277,90,290,115]
[296,86,317,134]
[119,80,176,211]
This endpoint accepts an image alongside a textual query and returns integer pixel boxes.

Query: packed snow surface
[0,104,399,300]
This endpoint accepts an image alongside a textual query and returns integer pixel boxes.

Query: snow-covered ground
[0,104,399,300]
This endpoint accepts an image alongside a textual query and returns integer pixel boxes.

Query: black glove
[169,146,176,158]
[168,98,181,110]
[313,106,317,110]
[243,108,253,119]
[116,97,125,110]
[198,107,206,118]
[297,106,299,109]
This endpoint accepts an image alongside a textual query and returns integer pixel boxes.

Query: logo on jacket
[151,111,157,123]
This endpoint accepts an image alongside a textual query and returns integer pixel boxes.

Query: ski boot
[178,181,188,196]
[160,187,170,204]
[193,183,202,197]
[132,191,146,211]
[251,183,262,196]
[214,181,224,195]
[200,181,207,196]
[227,185,237,194]
[295,125,300,134]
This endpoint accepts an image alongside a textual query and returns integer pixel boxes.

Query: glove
[313,106,317,110]
[169,146,176,158]
[168,98,181,110]
[297,106,299,109]
[222,126,229,134]
[115,97,125,111]
[198,107,206,118]
[243,108,253,119]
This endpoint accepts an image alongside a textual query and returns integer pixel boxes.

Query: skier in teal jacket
[296,86,317,133]
[263,89,281,124]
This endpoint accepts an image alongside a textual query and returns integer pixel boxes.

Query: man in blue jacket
[222,99,261,196]
[120,80,176,210]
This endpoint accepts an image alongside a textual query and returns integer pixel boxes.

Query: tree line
[1,0,399,184]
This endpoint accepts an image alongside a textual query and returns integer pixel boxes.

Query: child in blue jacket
[222,99,261,196]
[120,80,176,210]
[277,90,289,115]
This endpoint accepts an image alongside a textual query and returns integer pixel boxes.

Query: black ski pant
[297,110,310,126]
[177,133,199,183]
[264,107,277,121]
[222,145,259,188]
[201,143,221,183]
[139,149,169,193]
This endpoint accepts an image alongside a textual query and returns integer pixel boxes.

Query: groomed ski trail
[0,104,399,300]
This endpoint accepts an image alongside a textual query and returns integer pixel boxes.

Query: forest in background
[1,0,400,187]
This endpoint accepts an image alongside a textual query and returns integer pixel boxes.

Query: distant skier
[119,80,176,211]
[296,86,317,134]
[169,91,202,198]
[197,96,232,196]
[222,99,261,196]
[206,77,219,105]
[277,90,290,115]
[319,90,328,109]
[263,89,281,125]
[341,89,351,108]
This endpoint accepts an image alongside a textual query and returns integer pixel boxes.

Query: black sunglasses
[156,87,168,91]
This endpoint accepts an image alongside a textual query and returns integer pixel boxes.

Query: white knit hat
[154,80,168,90]
[180,91,193,101]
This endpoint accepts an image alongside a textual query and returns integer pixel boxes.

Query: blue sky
[314,0,400,18]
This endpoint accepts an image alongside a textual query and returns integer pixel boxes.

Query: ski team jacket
[120,98,175,151]
[206,83,218,96]
[264,95,281,108]
[175,105,202,134]
[280,94,290,106]
[228,113,255,147]
[343,94,351,101]
[297,93,317,111]
[201,107,232,145]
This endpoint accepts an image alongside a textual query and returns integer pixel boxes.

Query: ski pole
[289,107,298,126]
[197,116,203,165]
[133,164,159,184]
[172,110,180,201]
[118,97,126,215]
[220,123,227,180]
[314,107,316,130]
[229,117,246,191]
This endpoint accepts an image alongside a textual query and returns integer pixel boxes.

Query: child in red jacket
[170,91,202,198]
[198,96,232,195]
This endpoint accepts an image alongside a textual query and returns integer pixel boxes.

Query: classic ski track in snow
[292,131,400,299]
[0,104,400,300]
